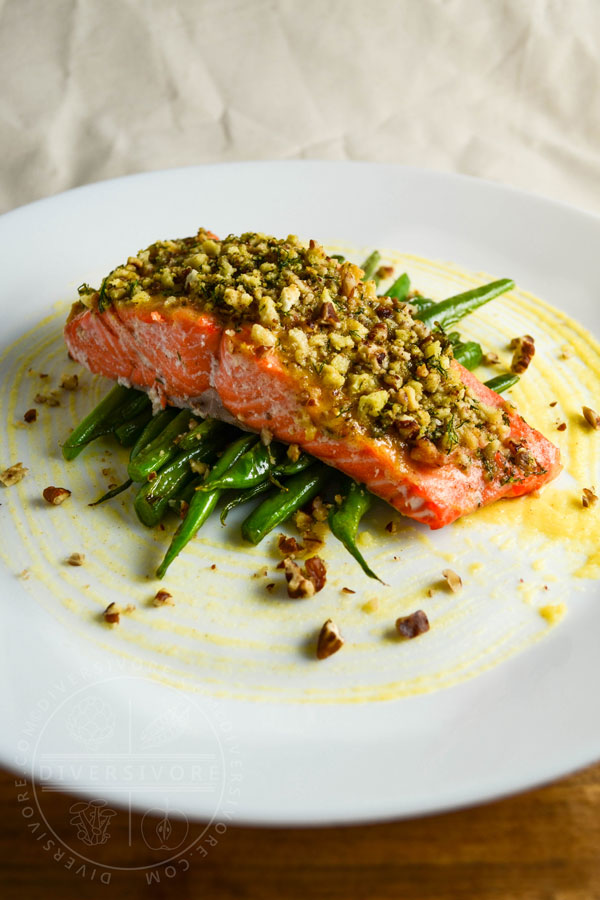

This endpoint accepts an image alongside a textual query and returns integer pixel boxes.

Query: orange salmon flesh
[65,298,561,529]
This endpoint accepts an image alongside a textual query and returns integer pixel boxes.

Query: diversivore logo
[13,660,243,884]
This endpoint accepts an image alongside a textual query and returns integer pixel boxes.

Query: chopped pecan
[103,602,121,624]
[509,334,535,374]
[507,441,537,473]
[375,265,394,281]
[60,373,79,391]
[304,556,327,593]
[442,569,462,592]
[556,422,567,432]
[582,406,600,430]
[341,587,355,594]
[396,416,420,440]
[396,609,430,639]
[375,304,393,319]
[339,262,361,299]
[316,300,340,326]
[67,552,85,566]
[153,589,174,606]
[0,462,28,486]
[582,487,598,508]
[34,391,61,406]
[316,619,344,659]
[277,534,304,557]
[368,322,388,343]
[43,486,71,505]
[283,558,315,598]
[23,408,37,423]
[482,352,499,366]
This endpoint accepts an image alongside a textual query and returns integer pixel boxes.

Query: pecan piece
[442,569,462,593]
[153,589,174,607]
[304,556,327,593]
[368,322,388,343]
[316,619,344,659]
[582,488,598,508]
[67,552,85,566]
[34,391,61,406]
[482,352,499,366]
[23,408,37,423]
[395,416,420,440]
[103,602,121,624]
[339,262,362,299]
[582,406,600,430]
[283,558,315,599]
[277,534,304,557]
[43,486,71,505]
[396,609,430,639]
[316,300,340,326]
[60,373,79,391]
[509,334,535,374]
[0,462,28,486]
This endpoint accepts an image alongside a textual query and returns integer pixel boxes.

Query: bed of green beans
[63,254,518,580]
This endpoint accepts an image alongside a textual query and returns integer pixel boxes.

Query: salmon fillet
[65,230,561,528]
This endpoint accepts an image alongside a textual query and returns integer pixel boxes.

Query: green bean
[134,438,221,527]
[106,390,152,428]
[62,384,134,460]
[195,437,270,491]
[330,254,346,263]
[360,250,381,281]
[452,340,483,371]
[409,296,436,311]
[219,481,273,525]
[416,278,515,331]
[89,479,133,507]
[114,408,153,446]
[156,434,257,577]
[484,373,520,394]
[385,272,410,302]
[328,479,382,581]
[89,403,174,506]
[168,479,199,517]
[127,409,194,481]
[130,407,180,460]
[176,418,228,452]
[272,452,314,478]
[241,465,330,545]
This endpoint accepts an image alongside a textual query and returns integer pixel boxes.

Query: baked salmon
[65,229,561,528]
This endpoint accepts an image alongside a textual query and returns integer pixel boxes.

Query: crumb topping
[76,229,533,472]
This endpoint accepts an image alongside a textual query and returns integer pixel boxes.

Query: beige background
[1,0,599,216]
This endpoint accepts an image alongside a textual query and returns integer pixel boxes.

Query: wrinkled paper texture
[1,0,599,214]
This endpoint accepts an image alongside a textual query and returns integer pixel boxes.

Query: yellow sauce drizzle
[1,249,599,705]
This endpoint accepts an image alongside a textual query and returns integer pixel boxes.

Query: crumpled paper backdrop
[1,0,599,215]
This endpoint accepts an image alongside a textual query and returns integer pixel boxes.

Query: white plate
[1,162,600,830]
